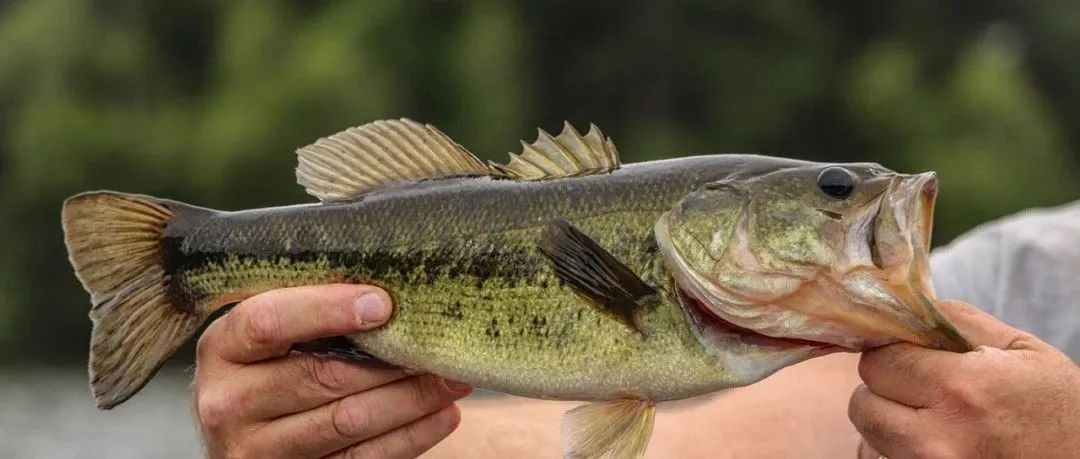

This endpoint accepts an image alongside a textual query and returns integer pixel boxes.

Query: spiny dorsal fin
[538,219,657,335]
[562,399,656,459]
[490,122,620,181]
[296,119,491,202]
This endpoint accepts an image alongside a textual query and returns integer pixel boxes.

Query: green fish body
[171,155,808,403]
[62,119,966,458]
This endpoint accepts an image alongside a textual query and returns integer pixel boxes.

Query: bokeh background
[1,1,1077,457]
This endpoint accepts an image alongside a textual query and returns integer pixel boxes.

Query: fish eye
[817,167,856,200]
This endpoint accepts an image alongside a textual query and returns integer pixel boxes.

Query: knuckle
[196,388,242,430]
[238,302,283,347]
[847,391,892,443]
[857,353,877,381]
[195,336,215,362]
[330,398,373,439]
[196,320,225,360]
[1004,331,1040,351]
[846,392,860,421]
[937,374,980,409]
[847,386,871,424]
[307,357,351,394]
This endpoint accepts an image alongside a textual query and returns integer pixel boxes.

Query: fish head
[656,161,968,381]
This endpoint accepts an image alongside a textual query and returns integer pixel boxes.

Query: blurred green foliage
[0,1,1076,362]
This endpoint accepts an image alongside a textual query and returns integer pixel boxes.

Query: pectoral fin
[562,399,656,459]
[291,336,398,369]
[538,219,658,334]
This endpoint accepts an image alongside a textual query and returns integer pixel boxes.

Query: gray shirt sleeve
[930,201,1080,360]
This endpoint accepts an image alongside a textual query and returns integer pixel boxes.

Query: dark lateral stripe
[169,245,547,287]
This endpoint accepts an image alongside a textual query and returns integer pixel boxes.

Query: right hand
[193,284,473,458]
[850,300,1080,459]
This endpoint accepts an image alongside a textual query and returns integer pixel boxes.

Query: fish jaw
[843,171,968,352]
[656,171,969,355]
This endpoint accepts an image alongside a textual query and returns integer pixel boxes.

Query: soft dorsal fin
[490,122,621,181]
[538,219,657,334]
[296,118,491,202]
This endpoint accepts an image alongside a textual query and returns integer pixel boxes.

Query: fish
[61,118,969,458]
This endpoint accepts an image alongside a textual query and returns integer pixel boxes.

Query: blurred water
[0,366,201,458]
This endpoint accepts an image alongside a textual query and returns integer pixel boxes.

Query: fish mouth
[675,285,842,352]
[670,275,844,385]
[862,171,969,352]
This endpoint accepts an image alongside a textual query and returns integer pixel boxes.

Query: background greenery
[0,1,1077,363]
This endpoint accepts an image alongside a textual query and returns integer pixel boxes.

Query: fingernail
[445,379,472,393]
[354,292,390,325]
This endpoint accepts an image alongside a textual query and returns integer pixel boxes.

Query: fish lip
[886,172,938,255]
[878,171,939,301]
[857,171,970,351]
[867,193,884,269]
[917,173,938,251]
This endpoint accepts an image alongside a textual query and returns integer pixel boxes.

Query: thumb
[933,300,1033,350]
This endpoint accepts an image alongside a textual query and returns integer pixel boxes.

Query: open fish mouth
[675,286,841,351]
[669,278,845,385]
[657,170,970,354]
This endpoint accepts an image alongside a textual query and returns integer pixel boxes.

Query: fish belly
[356,278,730,401]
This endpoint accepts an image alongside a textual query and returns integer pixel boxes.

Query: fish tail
[62,191,214,409]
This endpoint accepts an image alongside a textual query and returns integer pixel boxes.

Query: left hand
[193,285,471,458]
[849,300,1080,459]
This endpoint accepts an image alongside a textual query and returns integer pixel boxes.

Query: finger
[848,384,923,458]
[249,374,472,457]
[230,353,409,420]
[328,404,462,459]
[934,300,1041,351]
[858,342,956,407]
[208,284,392,364]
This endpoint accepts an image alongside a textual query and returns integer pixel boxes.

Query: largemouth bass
[62,119,969,458]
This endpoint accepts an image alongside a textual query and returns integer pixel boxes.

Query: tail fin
[62,191,210,409]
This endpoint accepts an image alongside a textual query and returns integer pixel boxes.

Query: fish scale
[171,160,745,402]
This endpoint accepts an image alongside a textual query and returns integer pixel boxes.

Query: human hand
[849,300,1080,458]
[193,284,473,458]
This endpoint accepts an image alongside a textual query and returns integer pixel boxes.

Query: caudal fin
[62,191,210,409]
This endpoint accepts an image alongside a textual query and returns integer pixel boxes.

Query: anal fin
[562,399,657,459]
